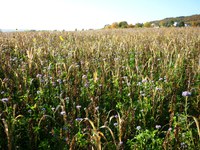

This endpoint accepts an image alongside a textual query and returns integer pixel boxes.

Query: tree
[135,23,143,28]
[178,21,185,27]
[159,21,167,27]
[119,21,128,28]
[111,22,119,29]
[104,24,111,29]
[169,20,174,27]
[143,22,151,28]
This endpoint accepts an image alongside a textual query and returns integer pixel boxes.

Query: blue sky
[0,0,199,30]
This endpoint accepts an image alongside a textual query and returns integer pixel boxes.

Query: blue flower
[114,123,118,126]
[42,108,46,111]
[75,118,83,122]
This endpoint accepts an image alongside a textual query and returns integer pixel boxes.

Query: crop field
[0,28,200,149]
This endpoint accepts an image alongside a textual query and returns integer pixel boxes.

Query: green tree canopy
[135,23,143,28]
[144,22,151,28]
[119,21,128,28]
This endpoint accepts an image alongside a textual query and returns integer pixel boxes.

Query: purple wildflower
[75,118,83,122]
[142,79,147,83]
[155,125,161,129]
[119,141,123,145]
[182,91,191,97]
[57,79,62,84]
[114,123,118,126]
[168,128,172,131]
[82,75,87,79]
[1,98,8,102]
[36,74,42,78]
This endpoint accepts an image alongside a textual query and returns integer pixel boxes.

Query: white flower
[136,126,141,130]
[76,105,81,109]
[60,111,66,115]
[95,106,99,111]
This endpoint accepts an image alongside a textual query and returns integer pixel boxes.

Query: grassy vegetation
[0,28,200,149]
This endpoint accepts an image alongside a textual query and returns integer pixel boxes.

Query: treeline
[104,21,186,29]
[104,14,200,29]
[151,14,200,27]
[104,21,151,29]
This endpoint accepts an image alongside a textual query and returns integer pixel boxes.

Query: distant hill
[104,14,200,29]
[150,14,200,27]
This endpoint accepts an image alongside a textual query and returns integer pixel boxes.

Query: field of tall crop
[0,28,200,149]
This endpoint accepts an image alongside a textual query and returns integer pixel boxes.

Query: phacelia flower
[75,118,83,122]
[155,125,161,129]
[1,98,8,102]
[114,123,118,126]
[57,79,62,84]
[182,91,191,97]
